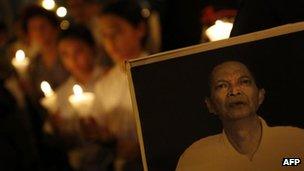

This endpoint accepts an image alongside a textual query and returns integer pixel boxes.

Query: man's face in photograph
[205,61,265,121]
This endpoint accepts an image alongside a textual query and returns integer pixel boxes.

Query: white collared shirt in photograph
[176,117,304,171]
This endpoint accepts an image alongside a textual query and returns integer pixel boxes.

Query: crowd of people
[2,0,303,171]
[0,1,153,171]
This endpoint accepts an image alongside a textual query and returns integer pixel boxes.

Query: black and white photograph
[1,1,304,171]
[127,22,304,171]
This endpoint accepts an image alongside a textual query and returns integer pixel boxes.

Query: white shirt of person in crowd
[93,52,148,141]
[93,52,148,171]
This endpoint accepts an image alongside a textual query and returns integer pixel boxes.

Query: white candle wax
[40,81,58,113]
[11,50,30,75]
[205,20,233,42]
[69,84,95,117]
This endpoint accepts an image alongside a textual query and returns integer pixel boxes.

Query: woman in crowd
[21,5,69,100]
[51,24,113,171]
[19,5,72,171]
[94,1,149,171]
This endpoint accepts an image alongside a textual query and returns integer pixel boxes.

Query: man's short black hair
[21,4,59,34]
[100,0,147,28]
[205,59,262,98]
[99,0,148,46]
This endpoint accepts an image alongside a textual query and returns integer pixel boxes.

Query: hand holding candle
[69,84,95,117]
[11,50,30,77]
[40,81,58,113]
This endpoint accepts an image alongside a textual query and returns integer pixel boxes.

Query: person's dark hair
[205,59,262,98]
[100,0,148,47]
[58,24,96,48]
[0,21,7,33]
[20,4,59,33]
[100,0,147,28]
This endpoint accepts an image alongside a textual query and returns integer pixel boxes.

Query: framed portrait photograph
[126,22,304,171]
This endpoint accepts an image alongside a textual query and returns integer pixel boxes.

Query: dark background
[130,30,304,171]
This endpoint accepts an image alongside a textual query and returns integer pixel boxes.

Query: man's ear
[258,88,265,106]
[205,97,216,114]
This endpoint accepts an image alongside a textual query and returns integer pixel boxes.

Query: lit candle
[205,20,233,42]
[11,49,30,76]
[69,84,95,117]
[41,81,55,97]
[40,81,58,113]
[41,0,56,10]
[56,7,67,18]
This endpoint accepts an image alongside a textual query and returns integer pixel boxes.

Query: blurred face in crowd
[205,61,265,122]
[27,16,57,48]
[58,38,94,79]
[98,14,145,63]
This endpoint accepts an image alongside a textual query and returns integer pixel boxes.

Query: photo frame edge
[125,61,150,171]
[129,21,304,68]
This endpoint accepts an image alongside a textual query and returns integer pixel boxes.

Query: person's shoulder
[269,125,304,132]
[176,134,223,171]
[267,125,304,154]
[95,66,118,83]
[269,125,304,137]
[104,65,122,76]
[95,66,126,90]
[189,134,222,150]
[180,134,222,159]
[266,125,304,146]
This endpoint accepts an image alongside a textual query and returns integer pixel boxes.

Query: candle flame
[40,81,53,97]
[56,7,67,18]
[205,20,233,42]
[73,84,83,96]
[15,50,25,61]
[41,0,55,10]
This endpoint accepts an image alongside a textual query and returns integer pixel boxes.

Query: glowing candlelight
[16,49,25,60]
[41,81,54,97]
[40,81,58,113]
[73,84,83,96]
[205,20,233,42]
[69,84,95,117]
[41,0,56,10]
[56,7,67,18]
[11,49,30,75]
